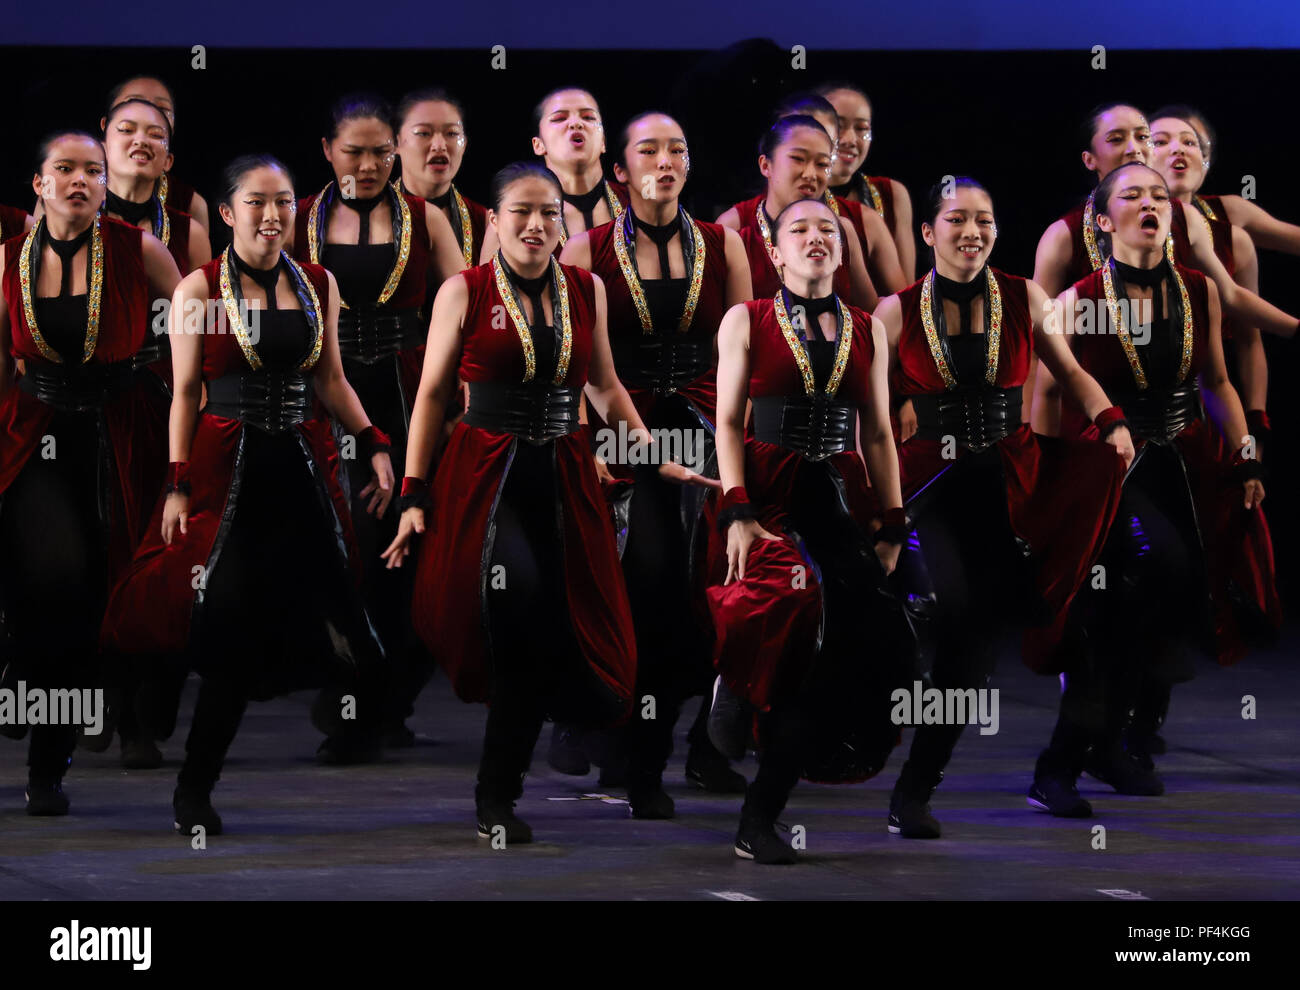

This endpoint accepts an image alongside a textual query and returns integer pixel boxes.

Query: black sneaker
[1027,775,1093,817]
[476,800,533,844]
[381,722,417,749]
[316,731,382,766]
[1085,748,1165,796]
[707,676,749,763]
[173,788,222,836]
[546,723,591,776]
[734,814,797,865]
[628,785,675,820]
[120,736,164,770]
[887,792,942,838]
[685,743,747,794]
[25,779,70,816]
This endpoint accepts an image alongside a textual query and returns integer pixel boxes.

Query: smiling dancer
[383,162,713,843]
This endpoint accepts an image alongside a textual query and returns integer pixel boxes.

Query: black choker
[45,223,94,295]
[427,189,453,210]
[829,181,853,199]
[934,267,988,336]
[105,189,154,227]
[783,288,838,340]
[1113,259,1167,289]
[232,250,283,310]
[565,183,606,230]
[631,212,678,275]
[340,189,385,245]
[498,253,550,324]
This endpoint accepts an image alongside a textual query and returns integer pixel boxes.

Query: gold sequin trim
[772,289,852,398]
[219,246,325,372]
[491,253,573,384]
[612,209,706,335]
[821,190,841,216]
[918,267,1002,389]
[864,176,885,218]
[1082,190,1104,271]
[308,182,411,309]
[18,215,103,364]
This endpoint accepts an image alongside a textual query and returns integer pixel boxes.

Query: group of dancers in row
[0,74,1291,864]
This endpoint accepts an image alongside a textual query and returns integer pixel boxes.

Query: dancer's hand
[725,518,781,585]
[874,540,901,576]
[359,452,395,518]
[1244,478,1265,509]
[898,398,918,443]
[381,507,425,569]
[658,460,723,490]
[594,454,616,486]
[162,492,189,545]
[1105,424,1135,468]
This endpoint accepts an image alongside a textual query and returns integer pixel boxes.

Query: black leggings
[476,441,625,803]
[178,429,382,794]
[1038,450,1201,776]
[895,453,1031,798]
[0,409,107,781]
[746,462,910,819]
[334,357,431,728]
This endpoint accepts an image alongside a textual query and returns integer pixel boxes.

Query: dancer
[294,93,465,759]
[720,115,878,309]
[706,196,913,864]
[103,75,209,231]
[395,88,489,275]
[0,131,180,813]
[480,87,629,262]
[1031,163,1279,808]
[560,111,753,813]
[382,162,713,843]
[816,81,917,281]
[101,154,394,834]
[876,176,1130,834]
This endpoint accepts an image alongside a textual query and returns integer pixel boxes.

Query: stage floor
[3,636,1297,901]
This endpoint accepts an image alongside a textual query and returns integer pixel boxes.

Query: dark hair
[1078,101,1144,152]
[34,129,105,172]
[395,88,465,132]
[326,92,395,142]
[924,175,993,225]
[218,154,295,207]
[106,75,176,116]
[531,85,599,135]
[614,110,683,171]
[773,91,838,124]
[1149,103,1215,158]
[489,161,563,211]
[771,196,838,244]
[812,80,871,109]
[759,114,833,159]
[1094,161,1166,217]
[104,97,174,150]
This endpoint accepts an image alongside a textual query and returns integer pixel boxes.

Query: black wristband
[164,480,192,497]
[717,502,757,532]
[1098,417,1130,440]
[1232,459,1266,484]
[398,491,431,514]
[874,523,907,546]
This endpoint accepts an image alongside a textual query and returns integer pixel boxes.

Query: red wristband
[1094,405,1129,439]
[1246,409,1271,435]
[881,506,906,528]
[358,425,392,461]
[400,476,427,498]
[719,486,750,513]
[165,461,191,496]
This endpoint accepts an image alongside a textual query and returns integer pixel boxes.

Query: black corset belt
[336,308,425,364]
[911,386,1022,452]
[18,359,135,412]
[204,370,313,434]
[610,334,713,395]
[1118,384,1202,443]
[464,381,582,445]
[751,393,858,462]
